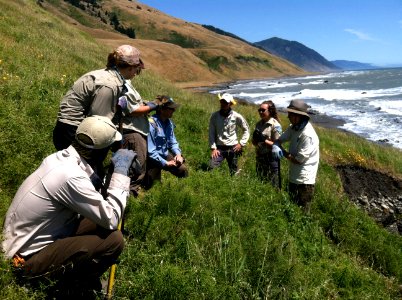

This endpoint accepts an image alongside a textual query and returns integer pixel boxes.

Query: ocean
[210,67,402,150]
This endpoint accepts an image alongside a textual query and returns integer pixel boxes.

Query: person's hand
[211,149,220,159]
[174,155,184,166]
[117,96,128,111]
[272,145,284,160]
[165,160,177,168]
[233,143,242,153]
[111,149,136,175]
[146,101,159,112]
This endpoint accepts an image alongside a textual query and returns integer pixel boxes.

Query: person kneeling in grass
[144,96,188,189]
[2,116,136,298]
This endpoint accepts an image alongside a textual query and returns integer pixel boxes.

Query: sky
[139,0,402,67]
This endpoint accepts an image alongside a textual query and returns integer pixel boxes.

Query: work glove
[117,96,128,111]
[111,149,136,176]
[272,144,284,160]
[146,100,159,111]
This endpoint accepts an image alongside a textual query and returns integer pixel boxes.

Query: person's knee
[108,230,124,256]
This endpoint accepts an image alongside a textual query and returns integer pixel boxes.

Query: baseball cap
[75,116,122,149]
[218,93,237,105]
[157,95,180,109]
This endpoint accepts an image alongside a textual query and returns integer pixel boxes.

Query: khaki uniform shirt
[57,69,125,126]
[254,118,282,156]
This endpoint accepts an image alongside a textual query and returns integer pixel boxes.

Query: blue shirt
[147,114,182,167]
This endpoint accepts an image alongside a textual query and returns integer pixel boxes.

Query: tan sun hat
[75,116,122,149]
[115,45,144,67]
[287,99,310,118]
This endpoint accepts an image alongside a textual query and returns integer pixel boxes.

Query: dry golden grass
[42,0,308,88]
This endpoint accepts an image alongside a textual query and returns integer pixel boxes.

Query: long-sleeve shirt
[121,80,150,136]
[57,69,125,126]
[147,114,181,167]
[2,146,130,259]
[209,110,250,149]
[279,122,319,184]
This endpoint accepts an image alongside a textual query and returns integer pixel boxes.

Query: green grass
[1,1,402,299]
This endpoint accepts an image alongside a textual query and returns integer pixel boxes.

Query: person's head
[286,99,310,125]
[258,100,280,122]
[155,95,180,120]
[73,116,122,161]
[218,93,236,113]
[106,45,145,79]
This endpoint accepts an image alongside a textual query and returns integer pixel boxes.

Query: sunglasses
[258,108,267,113]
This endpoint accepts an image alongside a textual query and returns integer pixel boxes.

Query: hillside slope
[255,37,340,72]
[1,1,402,299]
[41,0,307,87]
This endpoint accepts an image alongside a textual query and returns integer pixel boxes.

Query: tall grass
[1,1,402,299]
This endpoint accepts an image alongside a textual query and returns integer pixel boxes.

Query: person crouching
[2,116,136,298]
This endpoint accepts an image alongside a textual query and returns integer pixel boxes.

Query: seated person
[145,96,188,188]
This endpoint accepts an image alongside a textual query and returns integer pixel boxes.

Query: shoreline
[188,80,347,131]
[185,77,401,150]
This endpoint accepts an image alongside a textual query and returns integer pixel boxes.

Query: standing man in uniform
[208,93,250,175]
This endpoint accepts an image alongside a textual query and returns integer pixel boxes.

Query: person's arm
[209,114,220,158]
[238,115,250,147]
[167,121,181,156]
[288,135,314,164]
[61,172,129,230]
[208,114,217,150]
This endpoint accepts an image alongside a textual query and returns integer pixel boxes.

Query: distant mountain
[331,60,379,70]
[255,37,340,72]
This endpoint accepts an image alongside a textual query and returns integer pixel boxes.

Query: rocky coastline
[193,82,402,236]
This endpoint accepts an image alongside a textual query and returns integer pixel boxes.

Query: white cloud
[344,28,375,41]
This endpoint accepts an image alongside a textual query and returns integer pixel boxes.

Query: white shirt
[2,146,130,258]
[209,110,250,149]
[279,122,319,184]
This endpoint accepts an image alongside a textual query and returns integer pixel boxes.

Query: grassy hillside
[1,1,402,299]
[41,0,307,88]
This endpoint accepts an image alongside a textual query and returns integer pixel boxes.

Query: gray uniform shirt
[209,110,250,149]
[57,69,125,126]
[2,146,130,259]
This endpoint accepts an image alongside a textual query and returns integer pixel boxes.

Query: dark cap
[287,100,310,118]
[157,95,180,109]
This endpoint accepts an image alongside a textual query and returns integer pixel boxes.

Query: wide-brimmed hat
[75,116,122,149]
[218,93,237,105]
[287,100,310,118]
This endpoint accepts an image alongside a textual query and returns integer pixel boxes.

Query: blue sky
[139,0,402,67]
